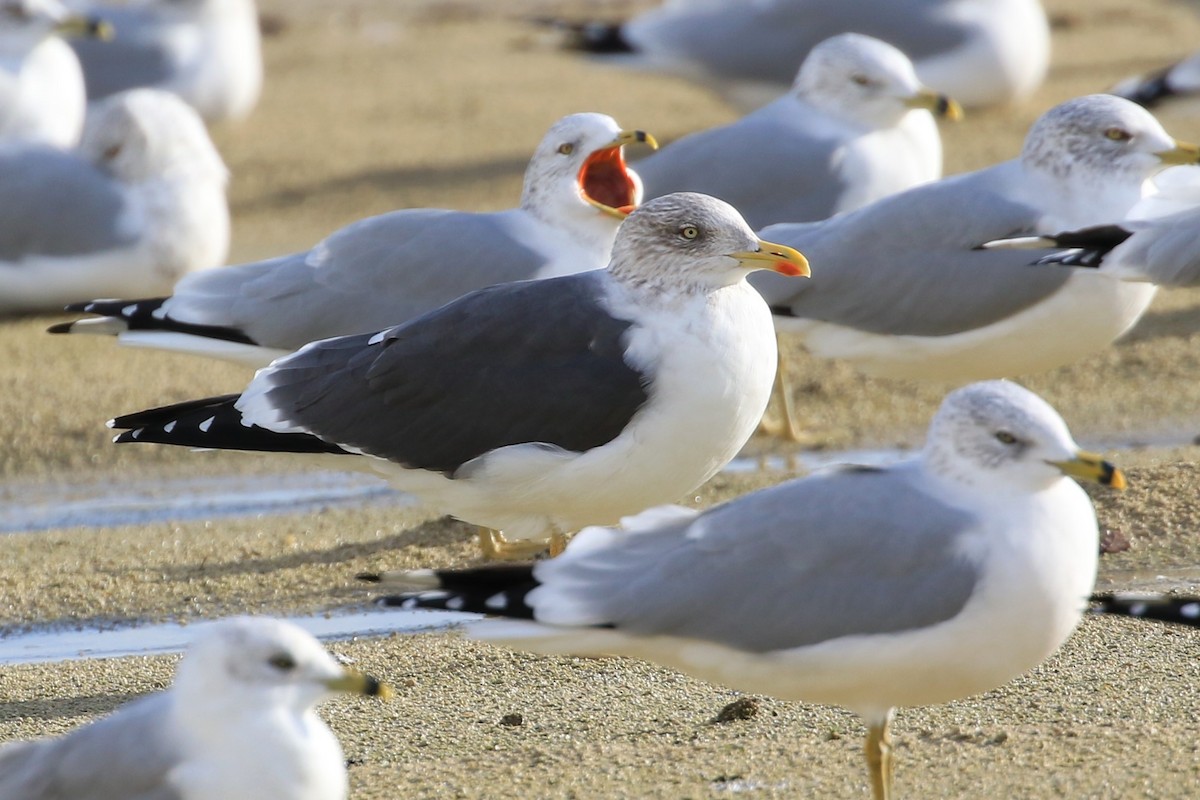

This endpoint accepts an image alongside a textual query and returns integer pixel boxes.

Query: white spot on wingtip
[105,418,116,428]
[163,421,176,433]
[130,428,142,440]
[485,593,507,610]
[368,331,387,346]
[401,597,418,610]
[1129,602,1148,617]
[151,306,168,320]
[198,416,215,433]
[445,596,465,611]
[1181,603,1200,618]
[121,304,138,316]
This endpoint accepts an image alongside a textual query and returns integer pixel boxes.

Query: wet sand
[2,0,1200,796]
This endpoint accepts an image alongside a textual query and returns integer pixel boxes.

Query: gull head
[794,33,961,128]
[80,88,228,186]
[1022,94,1198,186]
[923,380,1125,494]
[608,192,809,291]
[521,112,657,230]
[173,617,393,714]
[0,0,107,51]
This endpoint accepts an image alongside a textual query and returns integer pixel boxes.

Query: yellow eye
[995,431,1018,445]
[680,225,699,240]
[1105,127,1131,142]
[268,653,297,671]
[557,143,574,155]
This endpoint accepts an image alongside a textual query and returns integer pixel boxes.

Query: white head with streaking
[606,192,809,291]
[794,33,962,129]
[1019,94,1200,229]
[923,380,1124,495]
[0,616,391,800]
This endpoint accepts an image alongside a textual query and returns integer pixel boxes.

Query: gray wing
[248,270,650,475]
[164,209,550,349]
[625,0,966,86]
[635,99,847,228]
[534,462,982,653]
[71,8,179,98]
[0,692,184,800]
[0,146,136,262]
[751,162,1077,336]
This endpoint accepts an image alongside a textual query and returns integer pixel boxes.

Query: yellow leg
[547,530,569,557]
[757,343,810,444]
[864,711,895,800]
[476,527,556,561]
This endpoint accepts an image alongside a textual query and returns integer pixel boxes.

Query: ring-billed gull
[546,0,1049,110]
[69,0,262,123]
[50,113,657,366]
[750,94,1199,439]
[0,616,392,800]
[380,380,1126,800]
[0,0,110,147]
[107,193,809,559]
[0,88,227,315]
[634,33,961,229]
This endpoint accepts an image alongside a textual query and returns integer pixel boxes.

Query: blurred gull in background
[0,0,109,147]
[635,33,961,229]
[546,0,1049,110]
[0,88,228,315]
[70,0,262,123]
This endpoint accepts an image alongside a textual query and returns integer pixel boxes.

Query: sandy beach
[1,0,1200,796]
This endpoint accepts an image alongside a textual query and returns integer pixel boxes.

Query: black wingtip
[1090,592,1200,629]
[1117,67,1177,109]
[46,322,73,334]
[529,17,636,54]
[356,573,381,583]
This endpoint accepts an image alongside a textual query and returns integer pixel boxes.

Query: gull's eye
[679,225,700,240]
[557,143,574,155]
[994,431,1018,445]
[850,74,870,86]
[268,653,297,671]
[1104,127,1132,142]
[103,144,122,161]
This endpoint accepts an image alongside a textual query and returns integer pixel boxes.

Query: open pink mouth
[579,146,637,216]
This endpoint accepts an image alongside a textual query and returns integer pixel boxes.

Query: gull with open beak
[0,0,110,147]
[634,33,960,230]
[106,193,810,560]
[51,112,660,368]
[0,616,391,800]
